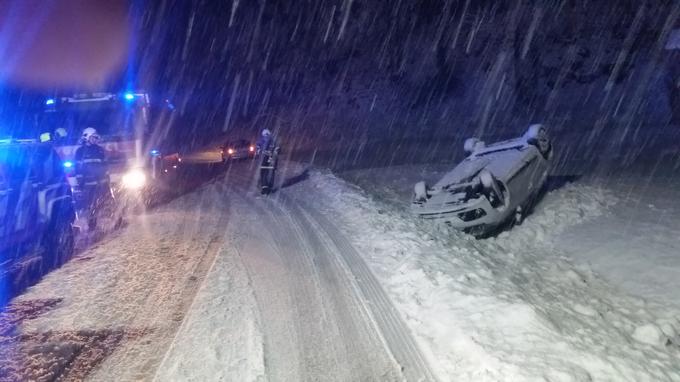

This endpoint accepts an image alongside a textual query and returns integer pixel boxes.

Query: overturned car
[412,124,552,234]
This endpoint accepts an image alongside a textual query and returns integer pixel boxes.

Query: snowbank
[493,182,618,250]
[308,170,680,381]
[552,177,680,309]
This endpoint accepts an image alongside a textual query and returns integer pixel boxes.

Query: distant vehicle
[0,139,75,293]
[221,139,256,162]
[412,124,552,235]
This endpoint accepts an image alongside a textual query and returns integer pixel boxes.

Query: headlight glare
[122,169,147,190]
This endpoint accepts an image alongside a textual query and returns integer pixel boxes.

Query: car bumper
[223,150,255,160]
[412,195,508,229]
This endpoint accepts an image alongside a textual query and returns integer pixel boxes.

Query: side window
[35,147,60,184]
[51,150,65,182]
[4,148,28,184]
[27,148,45,184]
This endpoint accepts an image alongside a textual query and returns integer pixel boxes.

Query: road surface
[2,149,435,381]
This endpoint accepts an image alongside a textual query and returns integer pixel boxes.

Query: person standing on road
[75,128,108,184]
[256,129,280,194]
[74,127,110,228]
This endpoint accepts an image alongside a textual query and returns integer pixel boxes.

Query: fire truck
[42,91,178,210]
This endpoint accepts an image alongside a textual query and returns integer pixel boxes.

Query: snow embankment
[552,176,680,309]
[493,182,618,250]
[308,170,680,381]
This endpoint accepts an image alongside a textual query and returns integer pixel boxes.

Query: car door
[4,147,41,250]
[522,148,548,196]
[502,148,541,207]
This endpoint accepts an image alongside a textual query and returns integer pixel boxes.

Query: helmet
[39,132,52,142]
[54,127,67,139]
[261,128,271,137]
[81,127,100,144]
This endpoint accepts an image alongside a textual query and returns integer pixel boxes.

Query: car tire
[479,170,505,208]
[464,138,482,154]
[45,207,75,268]
[479,170,495,190]
[525,124,551,158]
[414,181,428,202]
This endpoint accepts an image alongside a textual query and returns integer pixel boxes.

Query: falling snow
[2,1,680,381]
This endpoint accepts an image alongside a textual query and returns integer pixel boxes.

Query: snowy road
[3,153,435,381]
[156,159,435,381]
[4,173,231,381]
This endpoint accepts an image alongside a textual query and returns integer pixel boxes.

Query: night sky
[2,1,680,163]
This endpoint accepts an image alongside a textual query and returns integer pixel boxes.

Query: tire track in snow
[223,167,403,381]
[279,192,438,382]
[204,160,436,380]
[152,184,267,381]
[226,190,308,381]
[261,196,400,381]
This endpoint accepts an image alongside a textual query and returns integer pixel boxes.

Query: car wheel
[464,138,484,154]
[525,124,551,158]
[414,181,428,202]
[479,170,505,208]
[46,211,75,268]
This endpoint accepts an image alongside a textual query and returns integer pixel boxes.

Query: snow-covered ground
[3,152,680,381]
[2,180,231,381]
[155,160,433,381]
[2,158,433,381]
[553,177,680,309]
[337,163,680,380]
[341,161,680,309]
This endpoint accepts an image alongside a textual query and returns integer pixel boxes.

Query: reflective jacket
[74,144,108,185]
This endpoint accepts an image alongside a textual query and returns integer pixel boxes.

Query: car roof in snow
[433,138,533,188]
[472,137,526,156]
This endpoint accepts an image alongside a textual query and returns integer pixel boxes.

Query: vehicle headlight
[122,168,147,190]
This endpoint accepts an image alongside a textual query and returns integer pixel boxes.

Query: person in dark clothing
[74,128,110,229]
[256,129,280,194]
[74,128,108,184]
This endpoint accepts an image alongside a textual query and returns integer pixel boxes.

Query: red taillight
[249,146,255,152]
[227,148,234,155]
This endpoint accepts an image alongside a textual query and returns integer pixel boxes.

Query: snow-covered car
[412,124,552,234]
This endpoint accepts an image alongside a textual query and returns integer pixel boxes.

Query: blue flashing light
[150,149,160,156]
[124,92,135,101]
[45,98,55,105]
[62,160,74,169]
